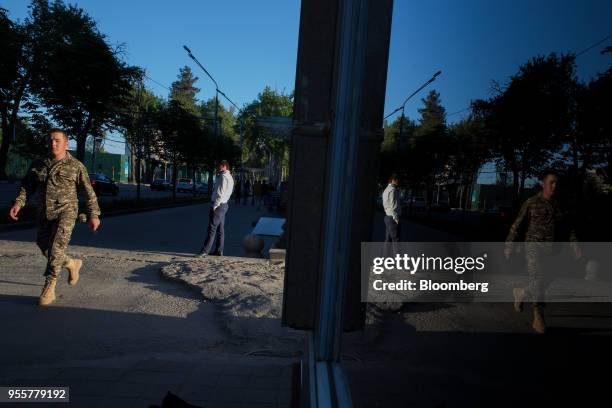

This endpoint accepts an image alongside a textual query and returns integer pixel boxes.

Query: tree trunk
[0,79,28,180]
[76,133,87,163]
[512,168,520,210]
[136,153,141,201]
[172,160,178,201]
[192,166,197,197]
[519,171,526,201]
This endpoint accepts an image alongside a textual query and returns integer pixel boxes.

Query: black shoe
[213,250,223,256]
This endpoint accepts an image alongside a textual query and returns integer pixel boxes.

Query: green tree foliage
[237,86,293,169]
[381,115,417,153]
[116,80,163,198]
[410,90,450,207]
[0,6,38,179]
[27,0,141,162]
[199,98,238,142]
[170,66,200,114]
[573,67,611,171]
[474,53,579,206]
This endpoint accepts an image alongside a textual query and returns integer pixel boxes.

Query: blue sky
[3,0,611,158]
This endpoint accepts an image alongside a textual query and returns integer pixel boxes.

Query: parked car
[151,179,171,191]
[484,205,514,217]
[176,178,194,193]
[89,173,118,196]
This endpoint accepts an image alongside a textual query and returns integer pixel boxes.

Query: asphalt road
[0,182,197,207]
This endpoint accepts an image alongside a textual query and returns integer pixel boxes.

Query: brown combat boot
[532,306,546,334]
[513,287,525,312]
[39,277,57,306]
[65,258,82,286]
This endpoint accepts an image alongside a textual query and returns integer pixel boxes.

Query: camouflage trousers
[523,242,555,306]
[36,211,77,278]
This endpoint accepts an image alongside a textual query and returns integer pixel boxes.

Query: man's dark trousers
[202,203,229,254]
[384,215,401,256]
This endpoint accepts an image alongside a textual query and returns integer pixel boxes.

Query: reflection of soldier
[9,129,100,306]
[504,170,580,333]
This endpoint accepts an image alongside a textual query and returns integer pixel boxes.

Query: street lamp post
[183,45,220,137]
[182,45,247,196]
[385,70,442,149]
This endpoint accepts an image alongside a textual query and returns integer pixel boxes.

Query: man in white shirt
[198,160,234,257]
[382,174,401,253]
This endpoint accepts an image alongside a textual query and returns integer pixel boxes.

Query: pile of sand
[161,257,303,353]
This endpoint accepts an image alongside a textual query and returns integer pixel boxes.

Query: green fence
[5,148,129,183]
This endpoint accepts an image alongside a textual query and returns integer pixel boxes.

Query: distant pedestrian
[198,160,234,257]
[8,128,100,306]
[382,174,401,255]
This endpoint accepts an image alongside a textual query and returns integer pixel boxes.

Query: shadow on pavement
[343,302,612,407]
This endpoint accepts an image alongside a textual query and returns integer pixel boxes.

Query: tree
[199,98,237,142]
[474,53,579,208]
[11,113,52,160]
[0,7,38,179]
[573,67,611,173]
[237,86,293,180]
[29,0,140,162]
[379,115,416,192]
[411,90,450,211]
[381,115,417,154]
[156,100,205,200]
[447,115,491,210]
[171,66,200,114]
[168,66,211,194]
[117,80,162,199]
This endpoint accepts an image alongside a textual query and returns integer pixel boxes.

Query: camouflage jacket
[14,152,100,220]
[505,192,577,247]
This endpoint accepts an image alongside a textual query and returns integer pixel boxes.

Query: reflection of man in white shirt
[382,174,401,254]
[198,160,234,257]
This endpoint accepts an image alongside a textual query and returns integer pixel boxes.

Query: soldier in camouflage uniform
[9,129,101,306]
[504,170,580,333]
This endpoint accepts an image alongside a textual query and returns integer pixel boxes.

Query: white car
[177,178,194,193]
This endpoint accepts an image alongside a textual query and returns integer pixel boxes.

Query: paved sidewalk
[1,200,283,258]
[2,354,296,408]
